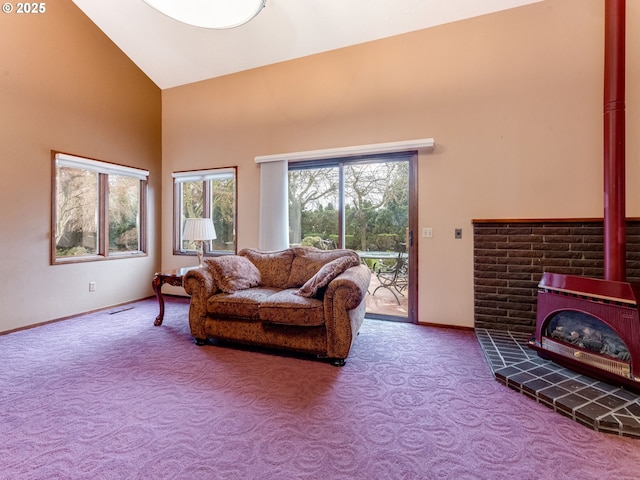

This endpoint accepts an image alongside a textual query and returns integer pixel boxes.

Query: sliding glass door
[288,152,416,322]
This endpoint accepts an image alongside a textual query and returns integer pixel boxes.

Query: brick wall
[473,219,640,333]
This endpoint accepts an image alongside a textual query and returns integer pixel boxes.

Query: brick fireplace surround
[473,219,640,438]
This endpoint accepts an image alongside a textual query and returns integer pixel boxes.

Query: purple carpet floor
[2,297,640,479]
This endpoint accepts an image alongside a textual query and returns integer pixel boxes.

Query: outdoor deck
[365,272,409,319]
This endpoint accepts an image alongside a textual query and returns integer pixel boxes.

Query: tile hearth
[476,329,640,438]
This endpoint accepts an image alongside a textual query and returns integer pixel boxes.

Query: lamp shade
[142,0,267,29]
[183,218,216,242]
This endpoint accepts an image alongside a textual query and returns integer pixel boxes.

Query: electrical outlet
[422,227,433,238]
[89,282,96,292]
[455,228,462,239]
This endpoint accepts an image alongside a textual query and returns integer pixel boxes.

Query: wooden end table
[152,267,194,326]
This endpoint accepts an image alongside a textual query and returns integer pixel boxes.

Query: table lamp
[182,218,216,266]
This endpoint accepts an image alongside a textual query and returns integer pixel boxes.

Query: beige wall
[3,0,635,332]
[162,0,640,328]
[0,1,161,332]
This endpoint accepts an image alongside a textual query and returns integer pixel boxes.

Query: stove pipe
[603,0,626,281]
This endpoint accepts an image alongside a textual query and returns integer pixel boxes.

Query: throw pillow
[295,255,360,298]
[205,255,262,293]
[239,248,294,289]
[287,247,361,287]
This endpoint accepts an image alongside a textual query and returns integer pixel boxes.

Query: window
[288,154,410,251]
[51,152,148,264]
[173,168,237,256]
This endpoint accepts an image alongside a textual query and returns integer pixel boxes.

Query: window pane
[175,169,237,255]
[344,162,408,252]
[288,167,339,249]
[55,166,98,257]
[181,181,204,250]
[108,175,141,254]
[210,177,236,252]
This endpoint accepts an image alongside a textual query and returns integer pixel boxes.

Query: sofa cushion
[239,248,295,289]
[287,247,361,287]
[295,255,361,298]
[207,287,280,319]
[258,289,325,327]
[205,255,262,293]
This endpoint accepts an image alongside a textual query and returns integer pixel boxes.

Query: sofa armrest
[324,264,369,309]
[183,266,219,340]
[323,263,371,359]
[183,266,217,297]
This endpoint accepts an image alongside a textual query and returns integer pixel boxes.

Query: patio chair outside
[372,244,408,305]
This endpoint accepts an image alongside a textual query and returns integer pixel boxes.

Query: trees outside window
[108,175,142,253]
[55,166,99,257]
[344,161,408,251]
[52,152,148,264]
[288,167,338,247]
[288,156,409,251]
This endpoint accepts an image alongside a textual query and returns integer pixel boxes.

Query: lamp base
[195,241,204,267]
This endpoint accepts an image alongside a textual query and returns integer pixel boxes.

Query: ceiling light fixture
[142,0,267,29]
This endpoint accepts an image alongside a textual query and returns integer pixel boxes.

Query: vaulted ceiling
[72,0,541,90]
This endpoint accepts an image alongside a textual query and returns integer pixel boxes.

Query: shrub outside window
[51,152,148,264]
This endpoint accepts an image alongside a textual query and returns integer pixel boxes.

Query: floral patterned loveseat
[183,247,371,365]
